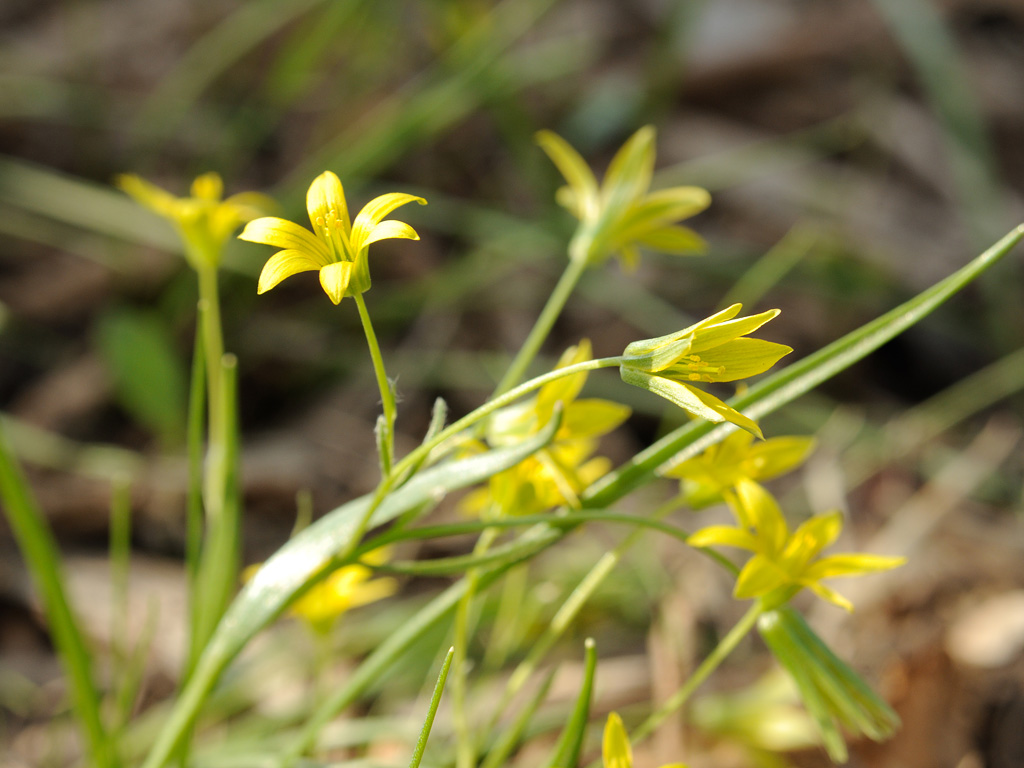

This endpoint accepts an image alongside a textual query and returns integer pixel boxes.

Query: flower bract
[461,340,630,518]
[117,172,273,269]
[663,429,815,508]
[688,479,905,611]
[239,171,426,304]
[537,126,710,269]
[620,304,792,437]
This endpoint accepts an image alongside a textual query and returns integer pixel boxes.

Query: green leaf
[141,411,563,768]
[408,647,455,768]
[545,638,598,768]
[95,308,188,447]
[0,425,119,768]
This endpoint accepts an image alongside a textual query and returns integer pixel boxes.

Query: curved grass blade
[142,412,562,768]
[545,638,598,768]
[0,425,119,768]
[408,647,455,768]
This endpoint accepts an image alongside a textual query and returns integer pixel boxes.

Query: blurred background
[1,1,1024,766]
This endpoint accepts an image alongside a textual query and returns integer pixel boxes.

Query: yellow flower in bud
[239,171,426,304]
[602,713,688,768]
[688,479,905,612]
[537,126,710,269]
[663,429,815,508]
[243,548,397,635]
[620,304,791,437]
[116,171,273,269]
[461,340,630,518]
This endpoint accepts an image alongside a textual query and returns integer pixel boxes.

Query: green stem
[452,527,499,768]
[630,601,765,745]
[342,356,623,562]
[493,256,589,397]
[354,292,396,476]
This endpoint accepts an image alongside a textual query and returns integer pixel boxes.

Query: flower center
[316,209,351,262]
[682,354,726,382]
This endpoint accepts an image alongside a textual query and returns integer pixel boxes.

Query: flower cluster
[462,340,630,518]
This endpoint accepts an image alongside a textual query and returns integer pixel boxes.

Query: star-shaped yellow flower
[688,479,904,611]
[462,340,630,518]
[620,304,791,437]
[537,126,710,269]
[663,429,815,508]
[116,171,272,269]
[239,171,426,304]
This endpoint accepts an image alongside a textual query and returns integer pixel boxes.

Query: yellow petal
[745,436,816,481]
[190,172,223,201]
[601,125,655,210]
[688,309,782,355]
[680,384,764,438]
[306,171,350,235]
[561,399,631,440]
[672,338,791,383]
[602,713,633,768]
[257,249,326,294]
[733,479,789,556]
[239,217,332,262]
[319,260,355,304]
[116,174,182,219]
[536,130,600,220]
[782,510,844,569]
[804,581,855,612]
[803,553,906,581]
[687,525,758,551]
[351,193,426,252]
[363,219,420,246]
[634,225,708,255]
[735,554,790,599]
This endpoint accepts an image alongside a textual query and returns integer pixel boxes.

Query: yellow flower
[462,340,630,518]
[116,171,273,269]
[537,126,710,269]
[688,479,904,612]
[602,712,687,768]
[620,304,792,437]
[239,171,426,304]
[663,429,815,508]
[243,548,397,634]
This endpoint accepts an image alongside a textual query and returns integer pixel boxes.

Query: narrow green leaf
[545,638,597,768]
[0,424,118,768]
[142,412,563,768]
[408,647,455,768]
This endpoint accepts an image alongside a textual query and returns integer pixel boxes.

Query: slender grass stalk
[493,256,588,397]
[409,648,456,768]
[452,527,500,768]
[630,601,765,744]
[355,292,396,476]
[0,424,119,768]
